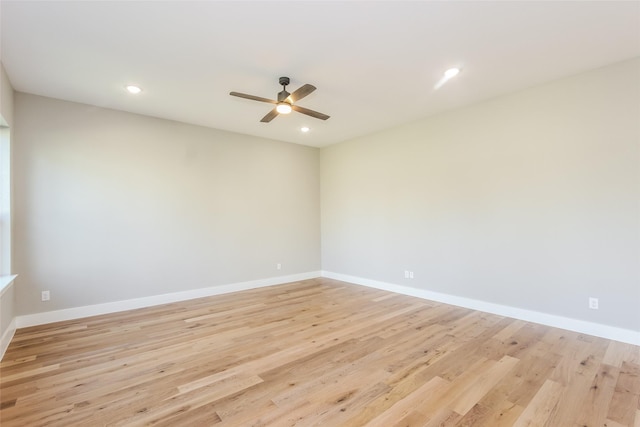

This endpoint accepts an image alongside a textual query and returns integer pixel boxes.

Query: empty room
[1,1,639,426]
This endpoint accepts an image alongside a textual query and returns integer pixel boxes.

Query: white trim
[0,274,17,297]
[11,270,639,346]
[321,271,640,346]
[1,317,16,360]
[15,271,321,329]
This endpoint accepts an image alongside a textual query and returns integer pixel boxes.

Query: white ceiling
[1,1,639,148]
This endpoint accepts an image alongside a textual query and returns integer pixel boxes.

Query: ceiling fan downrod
[278,76,291,102]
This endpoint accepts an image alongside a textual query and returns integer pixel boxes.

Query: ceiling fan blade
[287,84,316,103]
[260,108,279,123]
[291,105,330,121]
[230,92,277,104]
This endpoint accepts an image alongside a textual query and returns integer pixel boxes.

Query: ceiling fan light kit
[276,102,292,114]
[230,76,330,123]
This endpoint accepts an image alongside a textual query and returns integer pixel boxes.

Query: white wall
[0,62,13,128]
[1,283,15,353]
[13,94,320,315]
[321,58,640,332]
[0,62,15,348]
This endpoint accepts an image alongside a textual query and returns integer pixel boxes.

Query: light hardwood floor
[1,278,639,426]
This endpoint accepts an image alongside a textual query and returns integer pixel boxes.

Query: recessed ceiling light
[444,68,460,79]
[434,67,462,90]
[126,85,142,94]
[301,127,310,133]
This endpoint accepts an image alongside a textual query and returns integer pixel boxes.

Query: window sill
[0,275,17,297]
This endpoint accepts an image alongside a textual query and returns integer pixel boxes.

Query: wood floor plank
[477,400,525,427]
[512,379,563,427]
[574,362,620,426]
[607,361,640,426]
[546,335,613,425]
[364,376,450,427]
[1,278,639,426]
[450,355,519,416]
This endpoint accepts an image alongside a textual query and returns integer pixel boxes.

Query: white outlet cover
[589,297,599,309]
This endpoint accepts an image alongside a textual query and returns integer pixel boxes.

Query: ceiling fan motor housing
[279,76,290,86]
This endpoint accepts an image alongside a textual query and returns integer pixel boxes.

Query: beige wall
[14,94,320,315]
[8,58,640,335]
[321,58,640,331]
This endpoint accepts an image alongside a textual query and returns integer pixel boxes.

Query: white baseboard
[321,271,640,346]
[1,317,16,360]
[15,271,321,329]
[9,270,639,347]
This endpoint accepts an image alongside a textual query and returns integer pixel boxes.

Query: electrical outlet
[41,290,50,302]
[409,271,414,279]
[589,297,599,310]
[404,270,409,278]
[277,263,281,270]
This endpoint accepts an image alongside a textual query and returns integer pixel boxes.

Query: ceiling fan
[230,77,330,123]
